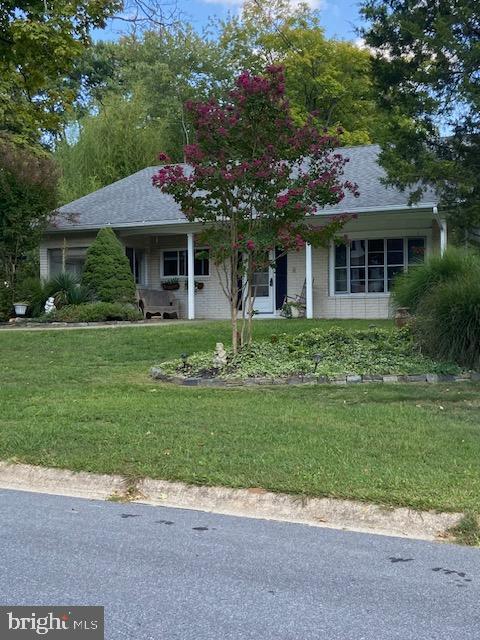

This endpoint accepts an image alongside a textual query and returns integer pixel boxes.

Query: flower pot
[162,283,180,291]
[394,307,411,328]
[14,302,28,316]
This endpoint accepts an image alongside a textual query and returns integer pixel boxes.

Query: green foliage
[57,5,390,200]
[222,0,387,143]
[57,25,227,199]
[0,286,12,322]
[0,136,58,307]
[415,272,480,370]
[14,271,93,317]
[391,248,480,313]
[448,513,480,547]
[159,326,459,378]
[0,0,118,140]
[82,228,136,303]
[56,91,167,203]
[360,0,480,233]
[391,249,480,368]
[44,272,92,307]
[15,277,47,317]
[45,302,142,323]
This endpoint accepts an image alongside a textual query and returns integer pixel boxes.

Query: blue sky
[95,0,362,42]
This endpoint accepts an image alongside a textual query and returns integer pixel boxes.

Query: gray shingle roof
[53,144,437,231]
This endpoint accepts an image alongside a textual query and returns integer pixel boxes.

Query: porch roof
[52,144,437,232]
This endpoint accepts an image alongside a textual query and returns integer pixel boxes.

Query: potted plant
[394,307,411,328]
[184,280,205,291]
[13,301,29,316]
[280,301,303,319]
[162,278,180,291]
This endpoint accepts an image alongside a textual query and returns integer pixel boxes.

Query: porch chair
[282,279,313,317]
[136,288,180,319]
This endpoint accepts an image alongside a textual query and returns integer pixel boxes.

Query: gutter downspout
[433,206,447,255]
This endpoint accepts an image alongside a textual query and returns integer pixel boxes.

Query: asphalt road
[0,490,478,640]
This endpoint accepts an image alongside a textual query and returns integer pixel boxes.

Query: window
[48,248,87,278]
[126,247,146,285]
[162,249,209,277]
[334,237,425,295]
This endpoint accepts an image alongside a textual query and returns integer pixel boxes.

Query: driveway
[0,489,478,639]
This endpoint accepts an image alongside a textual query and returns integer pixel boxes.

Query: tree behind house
[82,228,136,303]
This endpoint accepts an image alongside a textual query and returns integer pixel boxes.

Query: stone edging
[151,367,480,387]
[0,461,463,541]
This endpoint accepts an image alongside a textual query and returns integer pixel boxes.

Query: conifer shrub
[82,228,136,303]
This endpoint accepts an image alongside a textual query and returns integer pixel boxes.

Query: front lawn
[1,319,479,512]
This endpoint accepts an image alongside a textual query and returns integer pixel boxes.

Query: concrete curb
[0,461,463,541]
[0,319,192,332]
[0,461,127,500]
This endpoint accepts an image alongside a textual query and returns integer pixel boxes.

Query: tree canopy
[0,135,59,305]
[56,1,390,202]
[0,0,119,140]
[360,0,480,235]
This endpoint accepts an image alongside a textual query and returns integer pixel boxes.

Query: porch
[40,207,447,321]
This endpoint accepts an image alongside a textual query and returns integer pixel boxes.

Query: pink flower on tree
[151,65,359,352]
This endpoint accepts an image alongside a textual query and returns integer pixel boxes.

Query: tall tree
[56,90,167,202]
[0,135,59,306]
[360,0,480,236]
[216,0,386,143]
[153,67,357,351]
[0,1,118,139]
[0,1,179,141]
[56,26,230,200]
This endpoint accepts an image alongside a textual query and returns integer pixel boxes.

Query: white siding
[40,210,439,320]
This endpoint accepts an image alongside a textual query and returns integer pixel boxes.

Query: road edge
[0,461,462,542]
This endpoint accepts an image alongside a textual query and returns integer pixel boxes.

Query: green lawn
[0,319,479,512]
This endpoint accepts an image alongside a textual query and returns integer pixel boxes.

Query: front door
[250,256,275,314]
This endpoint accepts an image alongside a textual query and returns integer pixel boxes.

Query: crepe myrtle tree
[152,66,359,352]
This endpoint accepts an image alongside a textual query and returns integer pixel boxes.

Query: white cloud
[202,0,323,8]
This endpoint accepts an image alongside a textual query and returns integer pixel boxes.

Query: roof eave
[47,202,438,234]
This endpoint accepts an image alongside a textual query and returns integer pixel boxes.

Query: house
[40,144,447,320]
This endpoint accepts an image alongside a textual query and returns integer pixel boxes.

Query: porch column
[187,232,195,320]
[305,243,313,319]
[440,218,447,255]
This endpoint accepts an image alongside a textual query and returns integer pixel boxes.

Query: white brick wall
[145,234,231,319]
[40,211,439,321]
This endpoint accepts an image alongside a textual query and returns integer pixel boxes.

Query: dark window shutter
[275,250,287,310]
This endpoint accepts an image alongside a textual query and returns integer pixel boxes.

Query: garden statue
[213,342,227,368]
[44,296,56,314]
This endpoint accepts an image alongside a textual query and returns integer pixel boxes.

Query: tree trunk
[247,258,254,346]
[230,251,239,354]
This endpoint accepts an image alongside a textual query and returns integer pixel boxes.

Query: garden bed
[151,326,474,386]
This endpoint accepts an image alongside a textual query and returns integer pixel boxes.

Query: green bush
[416,272,480,370]
[13,272,93,317]
[159,326,459,378]
[44,272,92,308]
[0,285,12,321]
[46,302,142,323]
[15,276,46,317]
[82,228,136,303]
[391,248,480,313]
